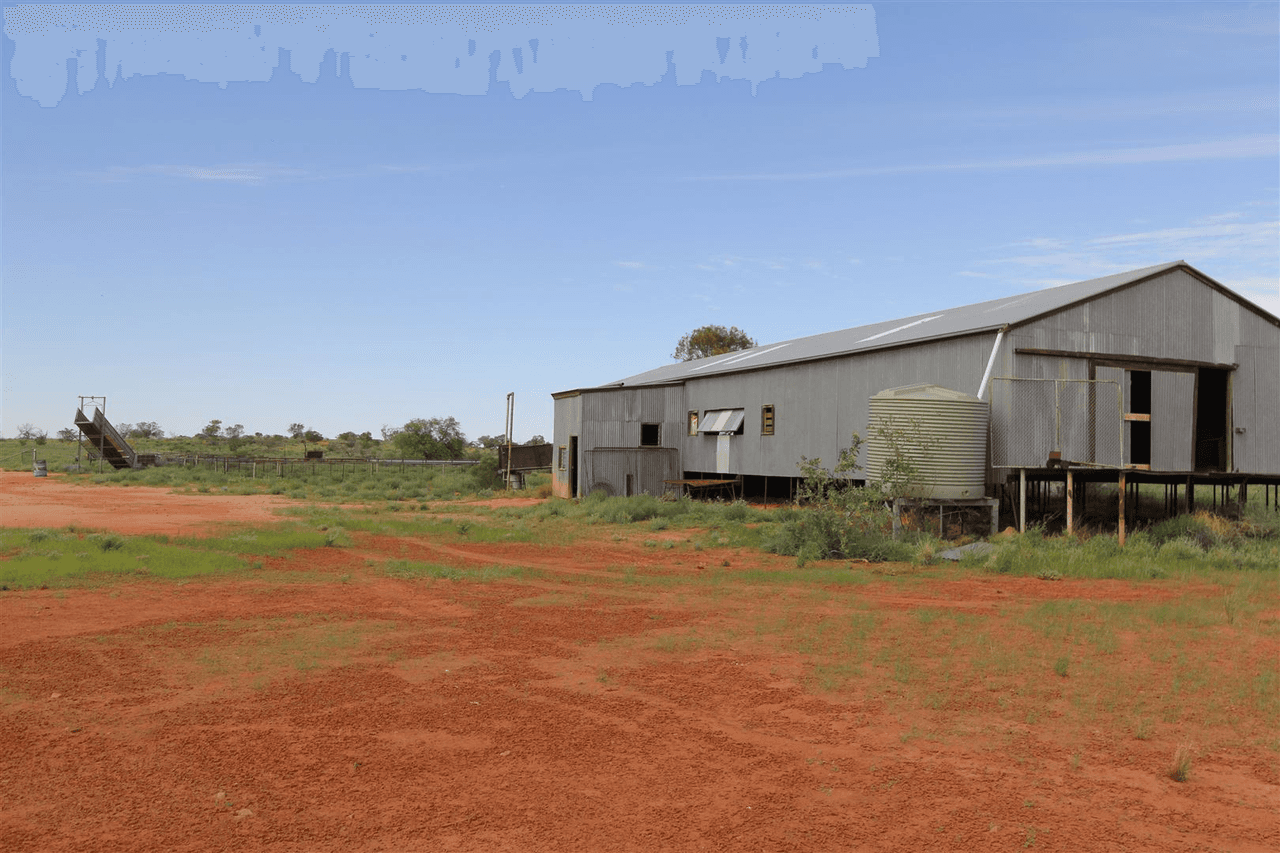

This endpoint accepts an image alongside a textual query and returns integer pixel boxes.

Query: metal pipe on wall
[976,327,1008,400]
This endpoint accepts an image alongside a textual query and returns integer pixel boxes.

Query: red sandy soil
[0,472,294,536]
[2,475,1277,852]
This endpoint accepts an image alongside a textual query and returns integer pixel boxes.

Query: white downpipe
[976,327,1007,400]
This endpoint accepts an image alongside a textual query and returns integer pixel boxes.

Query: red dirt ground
[2,473,1277,852]
[0,472,293,536]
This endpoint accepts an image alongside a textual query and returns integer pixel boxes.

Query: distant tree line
[27,416,547,459]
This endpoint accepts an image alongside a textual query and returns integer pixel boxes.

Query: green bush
[470,456,504,491]
[1158,538,1206,562]
[764,492,910,566]
[1149,514,1215,549]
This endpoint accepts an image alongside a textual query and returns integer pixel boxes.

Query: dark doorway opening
[568,436,579,497]
[1129,370,1152,466]
[1130,421,1152,466]
[1129,370,1151,415]
[1195,369,1229,472]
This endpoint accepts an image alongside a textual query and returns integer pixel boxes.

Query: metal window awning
[699,408,745,434]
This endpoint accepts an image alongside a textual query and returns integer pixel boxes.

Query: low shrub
[764,490,911,566]
[1149,514,1216,549]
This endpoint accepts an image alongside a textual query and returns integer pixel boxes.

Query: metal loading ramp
[74,407,138,469]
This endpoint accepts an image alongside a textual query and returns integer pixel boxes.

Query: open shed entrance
[1195,368,1229,472]
[569,436,579,498]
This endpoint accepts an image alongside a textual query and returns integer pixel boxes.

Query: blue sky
[3,2,1277,444]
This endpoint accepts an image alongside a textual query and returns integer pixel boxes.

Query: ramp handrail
[92,408,138,468]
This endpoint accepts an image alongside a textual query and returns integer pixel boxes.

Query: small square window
[761,404,775,436]
[687,410,699,436]
[640,423,660,447]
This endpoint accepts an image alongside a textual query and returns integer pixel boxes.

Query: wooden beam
[1020,469,1027,533]
[1066,470,1074,535]
[1014,347,1236,373]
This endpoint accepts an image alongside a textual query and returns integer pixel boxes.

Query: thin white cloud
[1191,211,1244,225]
[1239,289,1280,318]
[614,261,644,269]
[1086,220,1279,260]
[1008,237,1069,251]
[975,211,1278,304]
[96,163,310,184]
[686,136,1279,182]
[1153,6,1280,37]
[378,165,436,174]
[941,86,1278,123]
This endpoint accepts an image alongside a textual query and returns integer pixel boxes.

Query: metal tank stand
[891,497,1001,539]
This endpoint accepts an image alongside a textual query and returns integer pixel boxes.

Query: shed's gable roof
[602,261,1273,388]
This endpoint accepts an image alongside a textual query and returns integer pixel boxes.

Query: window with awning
[698,409,745,435]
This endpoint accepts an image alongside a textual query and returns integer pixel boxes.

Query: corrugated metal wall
[583,448,680,497]
[1149,371,1194,470]
[1010,268,1279,474]
[679,334,997,479]
[1233,345,1280,474]
[579,386,684,451]
[553,386,684,497]
[1015,268,1274,361]
[551,394,582,498]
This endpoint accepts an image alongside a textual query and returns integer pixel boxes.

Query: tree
[474,434,507,449]
[671,325,757,362]
[394,417,468,460]
[380,424,402,442]
[287,423,307,440]
[57,427,78,442]
[302,429,324,443]
[115,422,135,438]
[16,423,38,442]
[225,424,245,439]
[202,419,223,438]
[131,421,164,439]
[524,435,547,445]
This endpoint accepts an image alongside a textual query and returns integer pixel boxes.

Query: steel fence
[989,377,1123,468]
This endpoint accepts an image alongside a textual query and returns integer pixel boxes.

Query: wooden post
[1117,471,1127,547]
[892,498,902,539]
[1066,470,1074,535]
[1019,469,1027,533]
[989,498,999,537]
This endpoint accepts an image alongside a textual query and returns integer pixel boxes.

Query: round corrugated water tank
[865,384,989,499]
